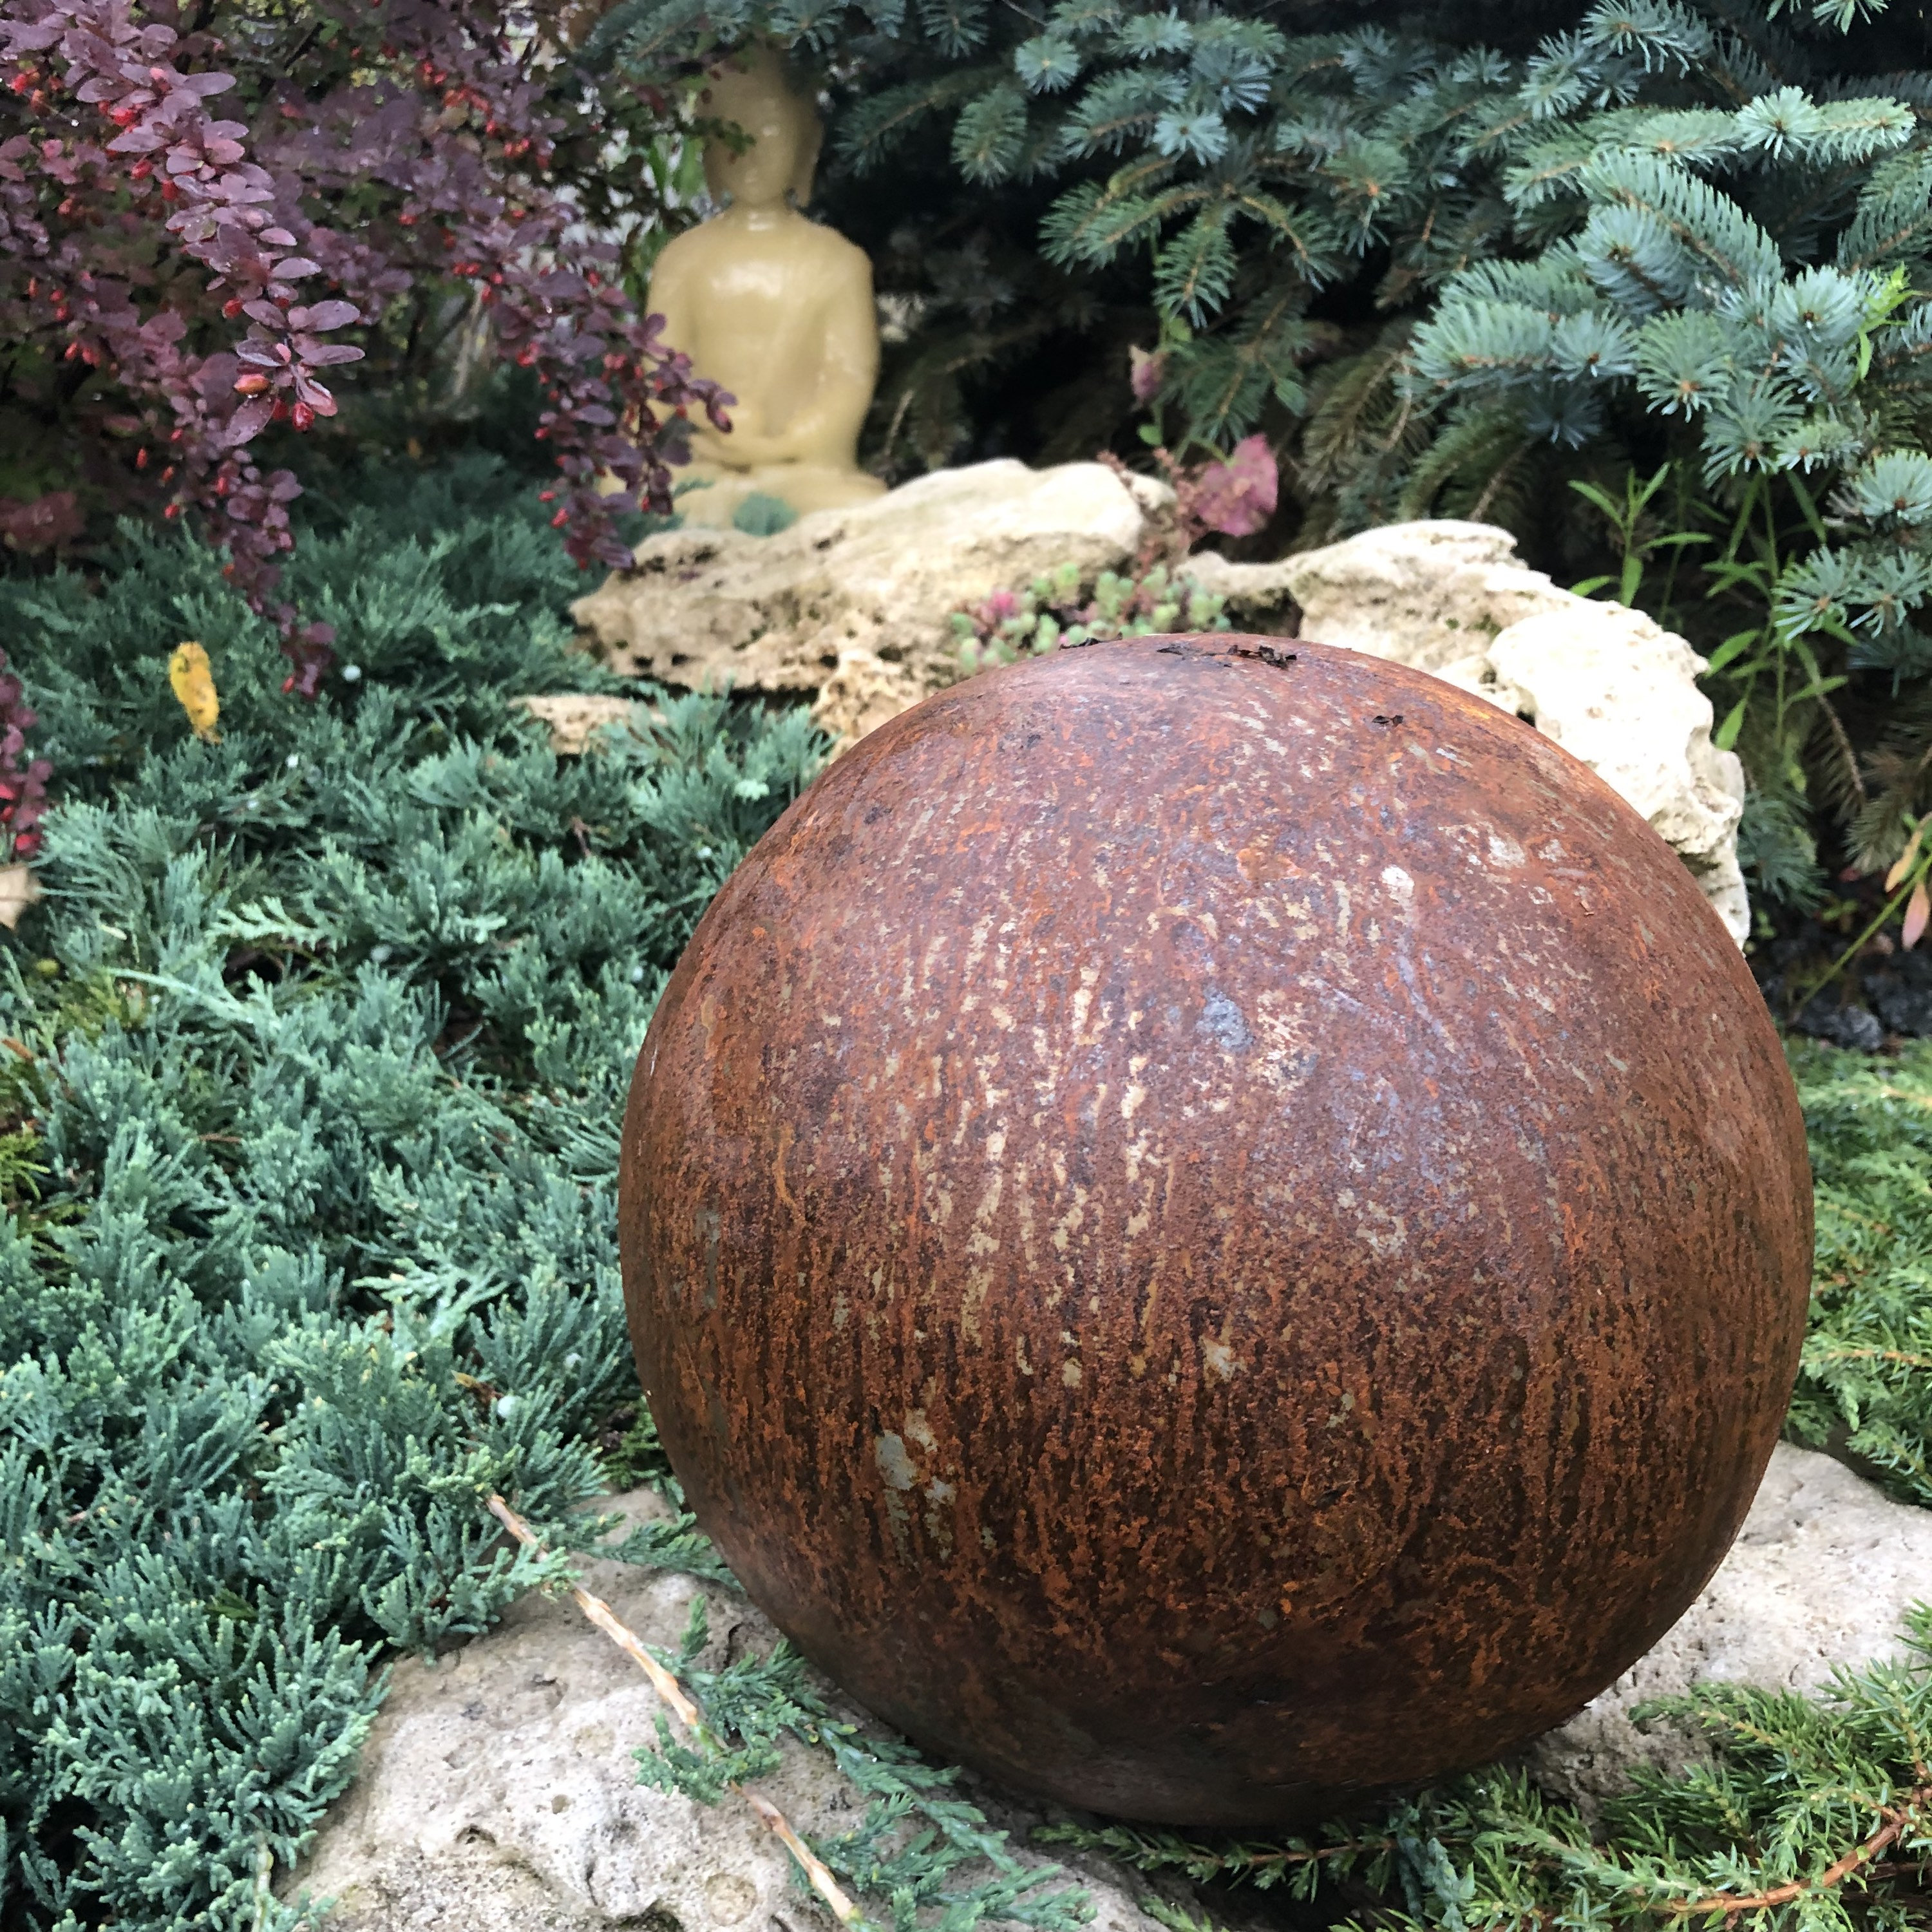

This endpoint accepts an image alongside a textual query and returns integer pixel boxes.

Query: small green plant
[951,562,1228,676]
[1555,449,1924,922]
[1567,466,1711,612]
[733,492,802,536]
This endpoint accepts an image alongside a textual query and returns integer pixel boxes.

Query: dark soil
[1754,901,1932,1053]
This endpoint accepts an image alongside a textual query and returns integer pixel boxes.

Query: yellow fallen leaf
[169,641,221,743]
[1886,820,1925,892]
[0,864,39,931]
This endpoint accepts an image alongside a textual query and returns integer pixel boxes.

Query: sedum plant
[950,559,1227,674]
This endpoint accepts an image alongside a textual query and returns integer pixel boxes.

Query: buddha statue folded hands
[650,44,887,529]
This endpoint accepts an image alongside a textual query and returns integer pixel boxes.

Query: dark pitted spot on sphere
[619,634,1814,1828]
[1198,989,1252,1053]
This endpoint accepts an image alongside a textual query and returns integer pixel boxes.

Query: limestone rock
[515,693,651,753]
[576,478,1747,941]
[1191,522,1750,943]
[0,862,39,931]
[1189,518,1574,665]
[287,1488,1179,1932]
[289,1448,1929,1915]
[1529,1443,1932,1814]
[570,459,1146,734]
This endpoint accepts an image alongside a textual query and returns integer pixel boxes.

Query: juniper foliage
[0,453,828,1932]
[8,446,1932,1932]
[636,1598,1094,1932]
[1789,1037,1932,1505]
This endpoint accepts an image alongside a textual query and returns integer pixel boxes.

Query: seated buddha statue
[650,43,887,528]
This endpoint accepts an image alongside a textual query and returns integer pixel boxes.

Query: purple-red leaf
[1191,433,1278,538]
[287,299,358,332]
[225,396,275,443]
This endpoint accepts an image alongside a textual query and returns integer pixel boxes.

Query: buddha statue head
[700,43,823,213]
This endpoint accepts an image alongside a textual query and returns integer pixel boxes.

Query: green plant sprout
[1568,466,1710,612]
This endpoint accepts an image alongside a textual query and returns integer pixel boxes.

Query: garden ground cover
[2,460,1931,1932]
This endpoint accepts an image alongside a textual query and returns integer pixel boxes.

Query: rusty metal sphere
[618,635,1812,1827]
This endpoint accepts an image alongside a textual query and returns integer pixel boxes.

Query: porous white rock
[286,1489,1179,1932]
[1191,521,1750,943]
[573,473,1748,941]
[570,459,1150,744]
[1529,1443,1932,1813]
[514,692,651,753]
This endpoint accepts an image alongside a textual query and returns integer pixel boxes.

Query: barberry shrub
[0,0,728,688]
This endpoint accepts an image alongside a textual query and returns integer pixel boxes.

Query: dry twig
[486,1492,862,1926]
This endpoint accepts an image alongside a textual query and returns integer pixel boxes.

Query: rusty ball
[618,636,1812,1826]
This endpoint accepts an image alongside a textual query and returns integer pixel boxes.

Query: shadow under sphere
[618,634,1813,1826]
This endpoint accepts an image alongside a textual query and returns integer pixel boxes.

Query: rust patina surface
[618,635,1814,1826]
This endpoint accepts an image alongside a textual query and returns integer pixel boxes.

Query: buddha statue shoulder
[650,44,887,527]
